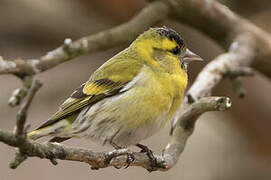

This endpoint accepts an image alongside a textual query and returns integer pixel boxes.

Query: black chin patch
[156,26,184,47]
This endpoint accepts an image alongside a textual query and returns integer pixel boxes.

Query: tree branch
[185,33,256,102]
[10,80,43,169]
[15,80,43,138]
[0,0,270,79]
[8,76,33,107]
[172,0,271,78]
[0,1,170,77]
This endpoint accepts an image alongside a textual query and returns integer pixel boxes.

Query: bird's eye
[169,47,180,55]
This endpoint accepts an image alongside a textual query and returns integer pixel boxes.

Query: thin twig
[15,80,43,138]
[231,77,246,98]
[8,76,33,107]
[11,80,43,168]
[225,67,254,98]
[171,97,231,134]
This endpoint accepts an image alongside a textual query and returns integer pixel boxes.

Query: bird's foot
[136,144,158,172]
[104,142,135,169]
[124,152,135,169]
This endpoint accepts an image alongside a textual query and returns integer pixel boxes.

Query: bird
[28,26,202,168]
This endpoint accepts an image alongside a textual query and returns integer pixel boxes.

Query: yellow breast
[119,65,187,129]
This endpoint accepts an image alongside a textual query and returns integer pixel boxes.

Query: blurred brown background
[0,0,271,180]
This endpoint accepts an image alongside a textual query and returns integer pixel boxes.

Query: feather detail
[36,79,129,131]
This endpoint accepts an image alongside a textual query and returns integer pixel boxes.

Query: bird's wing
[37,79,129,130]
[37,58,143,130]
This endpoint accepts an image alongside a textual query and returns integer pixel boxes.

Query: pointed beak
[183,48,203,63]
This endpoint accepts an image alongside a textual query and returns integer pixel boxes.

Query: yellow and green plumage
[28,27,201,146]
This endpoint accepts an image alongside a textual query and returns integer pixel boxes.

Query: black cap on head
[156,26,184,47]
